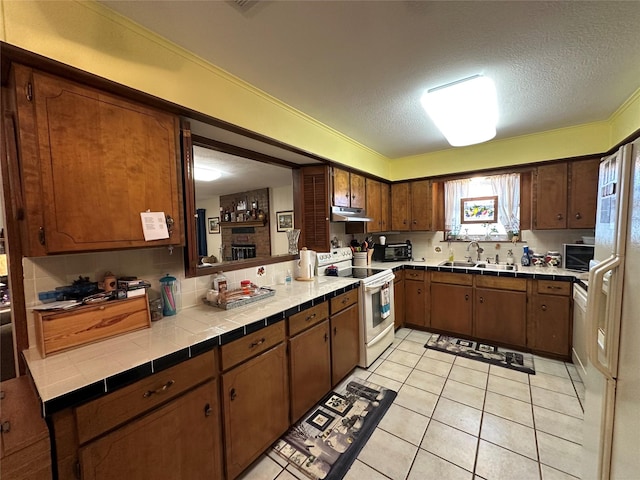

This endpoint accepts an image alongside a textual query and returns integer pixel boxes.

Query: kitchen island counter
[23,277,360,415]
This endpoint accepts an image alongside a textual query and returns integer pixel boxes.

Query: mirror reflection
[193,145,294,267]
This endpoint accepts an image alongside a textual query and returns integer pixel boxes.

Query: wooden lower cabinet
[330,303,360,387]
[222,343,289,479]
[405,279,428,327]
[475,288,527,348]
[431,283,473,337]
[289,320,331,422]
[79,380,221,480]
[529,293,571,358]
[394,270,405,329]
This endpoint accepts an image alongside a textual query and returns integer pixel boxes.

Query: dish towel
[380,282,391,319]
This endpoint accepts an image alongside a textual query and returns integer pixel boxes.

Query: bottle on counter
[213,271,227,292]
[285,269,292,285]
[448,248,455,262]
[521,246,531,266]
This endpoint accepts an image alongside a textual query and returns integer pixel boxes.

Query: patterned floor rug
[271,379,396,480]
[425,334,535,375]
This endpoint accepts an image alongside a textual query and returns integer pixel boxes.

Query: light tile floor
[239,328,585,480]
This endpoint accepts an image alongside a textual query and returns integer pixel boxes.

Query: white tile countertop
[23,276,360,415]
[22,259,584,416]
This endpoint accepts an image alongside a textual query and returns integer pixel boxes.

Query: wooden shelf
[220,220,267,228]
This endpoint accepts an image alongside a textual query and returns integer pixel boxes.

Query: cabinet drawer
[404,269,425,281]
[75,350,215,445]
[393,270,404,282]
[476,276,527,291]
[537,280,571,296]
[220,321,285,371]
[431,271,472,286]
[289,302,329,337]
[34,296,151,357]
[330,290,358,315]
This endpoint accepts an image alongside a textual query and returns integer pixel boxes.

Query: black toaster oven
[372,243,412,262]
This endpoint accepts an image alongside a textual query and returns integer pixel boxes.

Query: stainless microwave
[373,243,412,262]
[563,244,595,271]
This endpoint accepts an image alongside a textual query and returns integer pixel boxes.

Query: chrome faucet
[466,241,484,262]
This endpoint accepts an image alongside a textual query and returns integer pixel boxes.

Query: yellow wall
[2,0,639,181]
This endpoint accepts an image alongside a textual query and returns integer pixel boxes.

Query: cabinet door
[30,70,182,254]
[405,279,428,327]
[475,288,527,348]
[331,303,360,387]
[411,180,431,231]
[380,182,390,232]
[394,274,405,329]
[222,344,289,479]
[366,178,382,233]
[350,173,366,209]
[391,183,411,231]
[568,158,599,229]
[289,320,331,422]
[534,163,568,229]
[333,168,351,207]
[79,380,222,480]
[529,294,571,358]
[301,166,331,252]
[430,283,473,337]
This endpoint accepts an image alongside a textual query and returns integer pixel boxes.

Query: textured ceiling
[100,1,640,159]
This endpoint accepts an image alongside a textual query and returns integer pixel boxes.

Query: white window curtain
[444,178,471,231]
[490,173,520,232]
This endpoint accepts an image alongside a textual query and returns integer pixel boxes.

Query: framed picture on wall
[276,211,294,232]
[208,217,220,234]
[460,196,498,224]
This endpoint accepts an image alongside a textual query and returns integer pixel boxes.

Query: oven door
[362,277,395,344]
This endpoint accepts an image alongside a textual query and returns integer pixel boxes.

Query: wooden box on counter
[34,295,151,358]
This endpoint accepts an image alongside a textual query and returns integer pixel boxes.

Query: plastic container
[241,280,251,294]
[521,246,531,266]
[213,272,227,292]
[159,273,178,316]
[285,270,292,285]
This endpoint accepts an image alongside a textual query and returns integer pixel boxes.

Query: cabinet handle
[541,304,548,311]
[575,212,582,220]
[38,226,45,245]
[306,313,317,322]
[204,403,213,417]
[413,220,417,224]
[249,337,266,348]
[1,421,10,433]
[334,326,337,336]
[165,215,175,235]
[341,297,348,304]
[465,294,469,301]
[143,379,175,398]
[546,285,562,290]
[25,81,33,102]
[324,332,329,342]
[417,289,422,294]
[557,213,563,220]
[230,388,237,401]
[479,296,484,304]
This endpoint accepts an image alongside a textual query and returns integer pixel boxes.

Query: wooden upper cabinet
[391,181,433,231]
[366,178,382,233]
[332,168,365,208]
[300,165,331,252]
[411,180,431,230]
[568,158,600,229]
[9,64,183,255]
[380,182,390,231]
[534,162,568,229]
[391,183,411,231]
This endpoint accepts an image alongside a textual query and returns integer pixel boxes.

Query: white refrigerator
[582,138,640,479]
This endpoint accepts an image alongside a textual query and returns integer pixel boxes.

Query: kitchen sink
[438,261,476,267]
[438,260,518,271]
[474,262,518,271]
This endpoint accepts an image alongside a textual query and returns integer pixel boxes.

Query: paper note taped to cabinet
[140,212,170,241]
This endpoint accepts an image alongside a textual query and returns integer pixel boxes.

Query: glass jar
[532,253,546,267]
[545,251,562,267]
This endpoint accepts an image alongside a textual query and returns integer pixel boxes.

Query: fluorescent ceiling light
[421,75,498,147]
[194,166,222,182]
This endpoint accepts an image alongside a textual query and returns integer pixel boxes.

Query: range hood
[330,206,372,222]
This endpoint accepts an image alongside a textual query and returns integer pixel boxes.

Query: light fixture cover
[421,75,498,147]
[194,166,221,182]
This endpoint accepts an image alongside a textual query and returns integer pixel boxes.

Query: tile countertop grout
[22,260,585,416]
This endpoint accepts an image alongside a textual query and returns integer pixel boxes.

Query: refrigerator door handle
[587,254,620,379]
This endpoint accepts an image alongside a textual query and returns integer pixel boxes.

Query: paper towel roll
[297,248,316,279]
